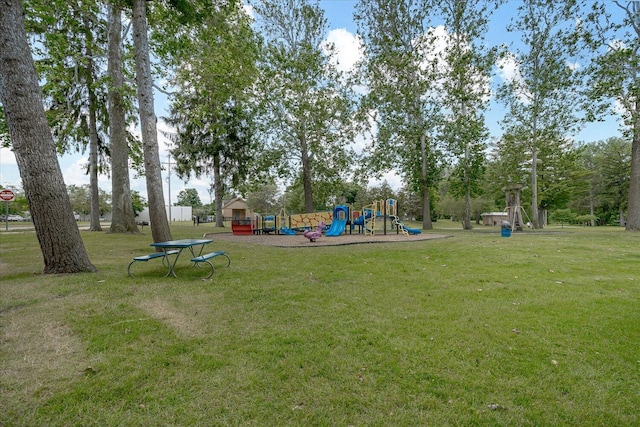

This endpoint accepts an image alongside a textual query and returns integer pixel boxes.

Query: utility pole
[163,154,172,222]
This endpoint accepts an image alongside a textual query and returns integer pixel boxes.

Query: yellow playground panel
[289,211,333,229]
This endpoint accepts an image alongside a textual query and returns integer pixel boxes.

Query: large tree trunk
[88,81,102,231]
[530,145,540,229]
[589,185,596,227]
[213,156,224,227]
[108,4,140,234]
[131,0,172,243]
[420,133,433,230]
[83,15,102,232]
[300,135,314,213]
[626,110,640,231]
[0,0,96,273]
[463,186,472,230]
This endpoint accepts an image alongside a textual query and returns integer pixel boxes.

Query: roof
[222,197,248,209]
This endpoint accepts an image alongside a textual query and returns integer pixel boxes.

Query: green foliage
[582,1,640,134]
[175,188,202,208]
[581,1,640,230]
[130,190,147,216]
[497,0,584,227]
[396,185,423,220]
[67,184,111,216]
[435,0,498,228]
[162,0,262,194]
[245,184,280,214]
[564,137,631,226]
[354,0,448,229]
[551,208,577,227]
[254,0,358,212]
[26,0,113,167]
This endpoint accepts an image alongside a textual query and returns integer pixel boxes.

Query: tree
[108,3,140,234]
[572,143,600,226]
[551,208,577,227]
[397,185,423,221]
[254,0,357,213]
[536,140,585,221]
[68,184,91,218]
[161,0,262,227]
[176,188,202,208]
[27,0,110,232]
[595,137,631,225]
[354,0,445,230]
[436,0,497,229]
[497,0,583,229]
[245,184,280,214]
[583,1,640,231]
[130,190,147,216]
[0,0,96,273]
[131,0,172,243]
[67,184,111,220]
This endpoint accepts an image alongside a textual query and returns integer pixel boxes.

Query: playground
[231,199,426,244]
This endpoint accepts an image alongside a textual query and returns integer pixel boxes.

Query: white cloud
[496,51,521,83]
[61,157,91,187]
[0,146,16,166]
[567,60,581,71]
[0,147,20,189]
[325,28,363,74]
[496,51,532,103]
[243,4,255,21]
[368,170,403,191]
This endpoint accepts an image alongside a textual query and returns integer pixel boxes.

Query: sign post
[0,189,16,231]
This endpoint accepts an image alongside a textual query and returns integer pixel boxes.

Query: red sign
[0,189,15,202]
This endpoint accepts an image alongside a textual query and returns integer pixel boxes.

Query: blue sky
[0,0,625,204]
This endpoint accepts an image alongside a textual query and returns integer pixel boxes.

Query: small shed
[481,212,508,226]
[222,197,254,221]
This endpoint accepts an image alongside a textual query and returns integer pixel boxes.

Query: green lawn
[1,222,639,426]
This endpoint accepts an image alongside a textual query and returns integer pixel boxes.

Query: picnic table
[149,238,213,277]
[128,238,230,278]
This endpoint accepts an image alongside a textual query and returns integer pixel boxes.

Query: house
[222,197,254,221]
[481,212,508,226]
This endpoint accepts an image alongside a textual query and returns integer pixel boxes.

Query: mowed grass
[1,222,639,426]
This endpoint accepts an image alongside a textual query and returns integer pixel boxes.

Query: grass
[1,221,639,426]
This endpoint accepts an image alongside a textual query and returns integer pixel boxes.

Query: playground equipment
[237,208,337,235]
[325,205,349,236]
[359,199,420,236]
[231,219,253,235]
[303,221,325,242]
[390,215,421,235]
[503,184,534,232]
[234,201,420,238]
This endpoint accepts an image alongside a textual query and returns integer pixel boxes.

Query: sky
[0,0,625,207]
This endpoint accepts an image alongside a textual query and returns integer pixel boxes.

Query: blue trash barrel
[501,221,511,237]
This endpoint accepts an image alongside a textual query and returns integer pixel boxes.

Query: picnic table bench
[190,251,230,279]
[127,250,179,277]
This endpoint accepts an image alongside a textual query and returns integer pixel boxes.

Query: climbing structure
[362,201,380,235]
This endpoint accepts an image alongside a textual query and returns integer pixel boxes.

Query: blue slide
[326,205,349,236]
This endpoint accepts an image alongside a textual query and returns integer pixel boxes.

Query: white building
[137,205,193,222]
